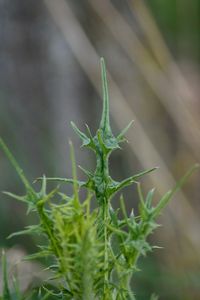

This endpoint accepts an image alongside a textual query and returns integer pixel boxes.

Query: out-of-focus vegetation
[0,0,200,299]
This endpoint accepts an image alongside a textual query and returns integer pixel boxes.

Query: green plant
[0,58,198,300]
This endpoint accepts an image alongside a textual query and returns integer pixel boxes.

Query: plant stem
[103,197,109,295]
[94,148,111,298]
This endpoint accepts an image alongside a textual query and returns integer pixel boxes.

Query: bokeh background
[0,0,200,299]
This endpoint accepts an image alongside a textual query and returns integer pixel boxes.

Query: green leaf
[79,165,94,179]
[3,191,35,214]
[100,58,112,136]
[120,195,128,221]
[1,250,11,300]
[69,140,80,205]
[132,167,158,180]
[85,124,96,149]
[153,164,199,217]
[71,122,90,147]
[36,177,86,187]
[37,187,58,208]
[146,188,156,209]
[23,250,52,261]
[12,277,22,300]
[3,191,28,203]
[8,225,43,239]
[0,138,35,196]
[117,120,134,143]
[39,175,47,198]
[108,167,157,197]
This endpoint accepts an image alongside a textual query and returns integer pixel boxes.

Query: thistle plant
[0,58,198,300]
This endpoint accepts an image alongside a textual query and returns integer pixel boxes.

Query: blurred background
[0,0,200,299]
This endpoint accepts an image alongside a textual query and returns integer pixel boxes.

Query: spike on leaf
[71,121,90,147]
[117,120,134,143]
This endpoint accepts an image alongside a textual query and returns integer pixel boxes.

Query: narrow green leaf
[100,57,111,135]
[132,167,158,181]
[8,225,43,239]
[71,122,90,146]
[3,191,28,203]
[23,250,51,260]
[40,175,47,198]
[109,207,119,227]
[36,177,86,187]
[117,120,134,142]
[153,164,199,217]
[120,195,128,220]
[79,165,94,181]
[0,138,35,195]
[109,177,138,196]
[109,167,157,197]
[137,183,145,207]
[12,277,22,300]
[2,250,11,300]
[85,124,96,149]
[106,223,128,237]
[37,187,58,207]
[69,140,80,208]
[146,188,156,209]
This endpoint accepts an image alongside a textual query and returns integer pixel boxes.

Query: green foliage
[0,58,198,299]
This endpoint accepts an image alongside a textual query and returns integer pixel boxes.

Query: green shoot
[0,58,198,300]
